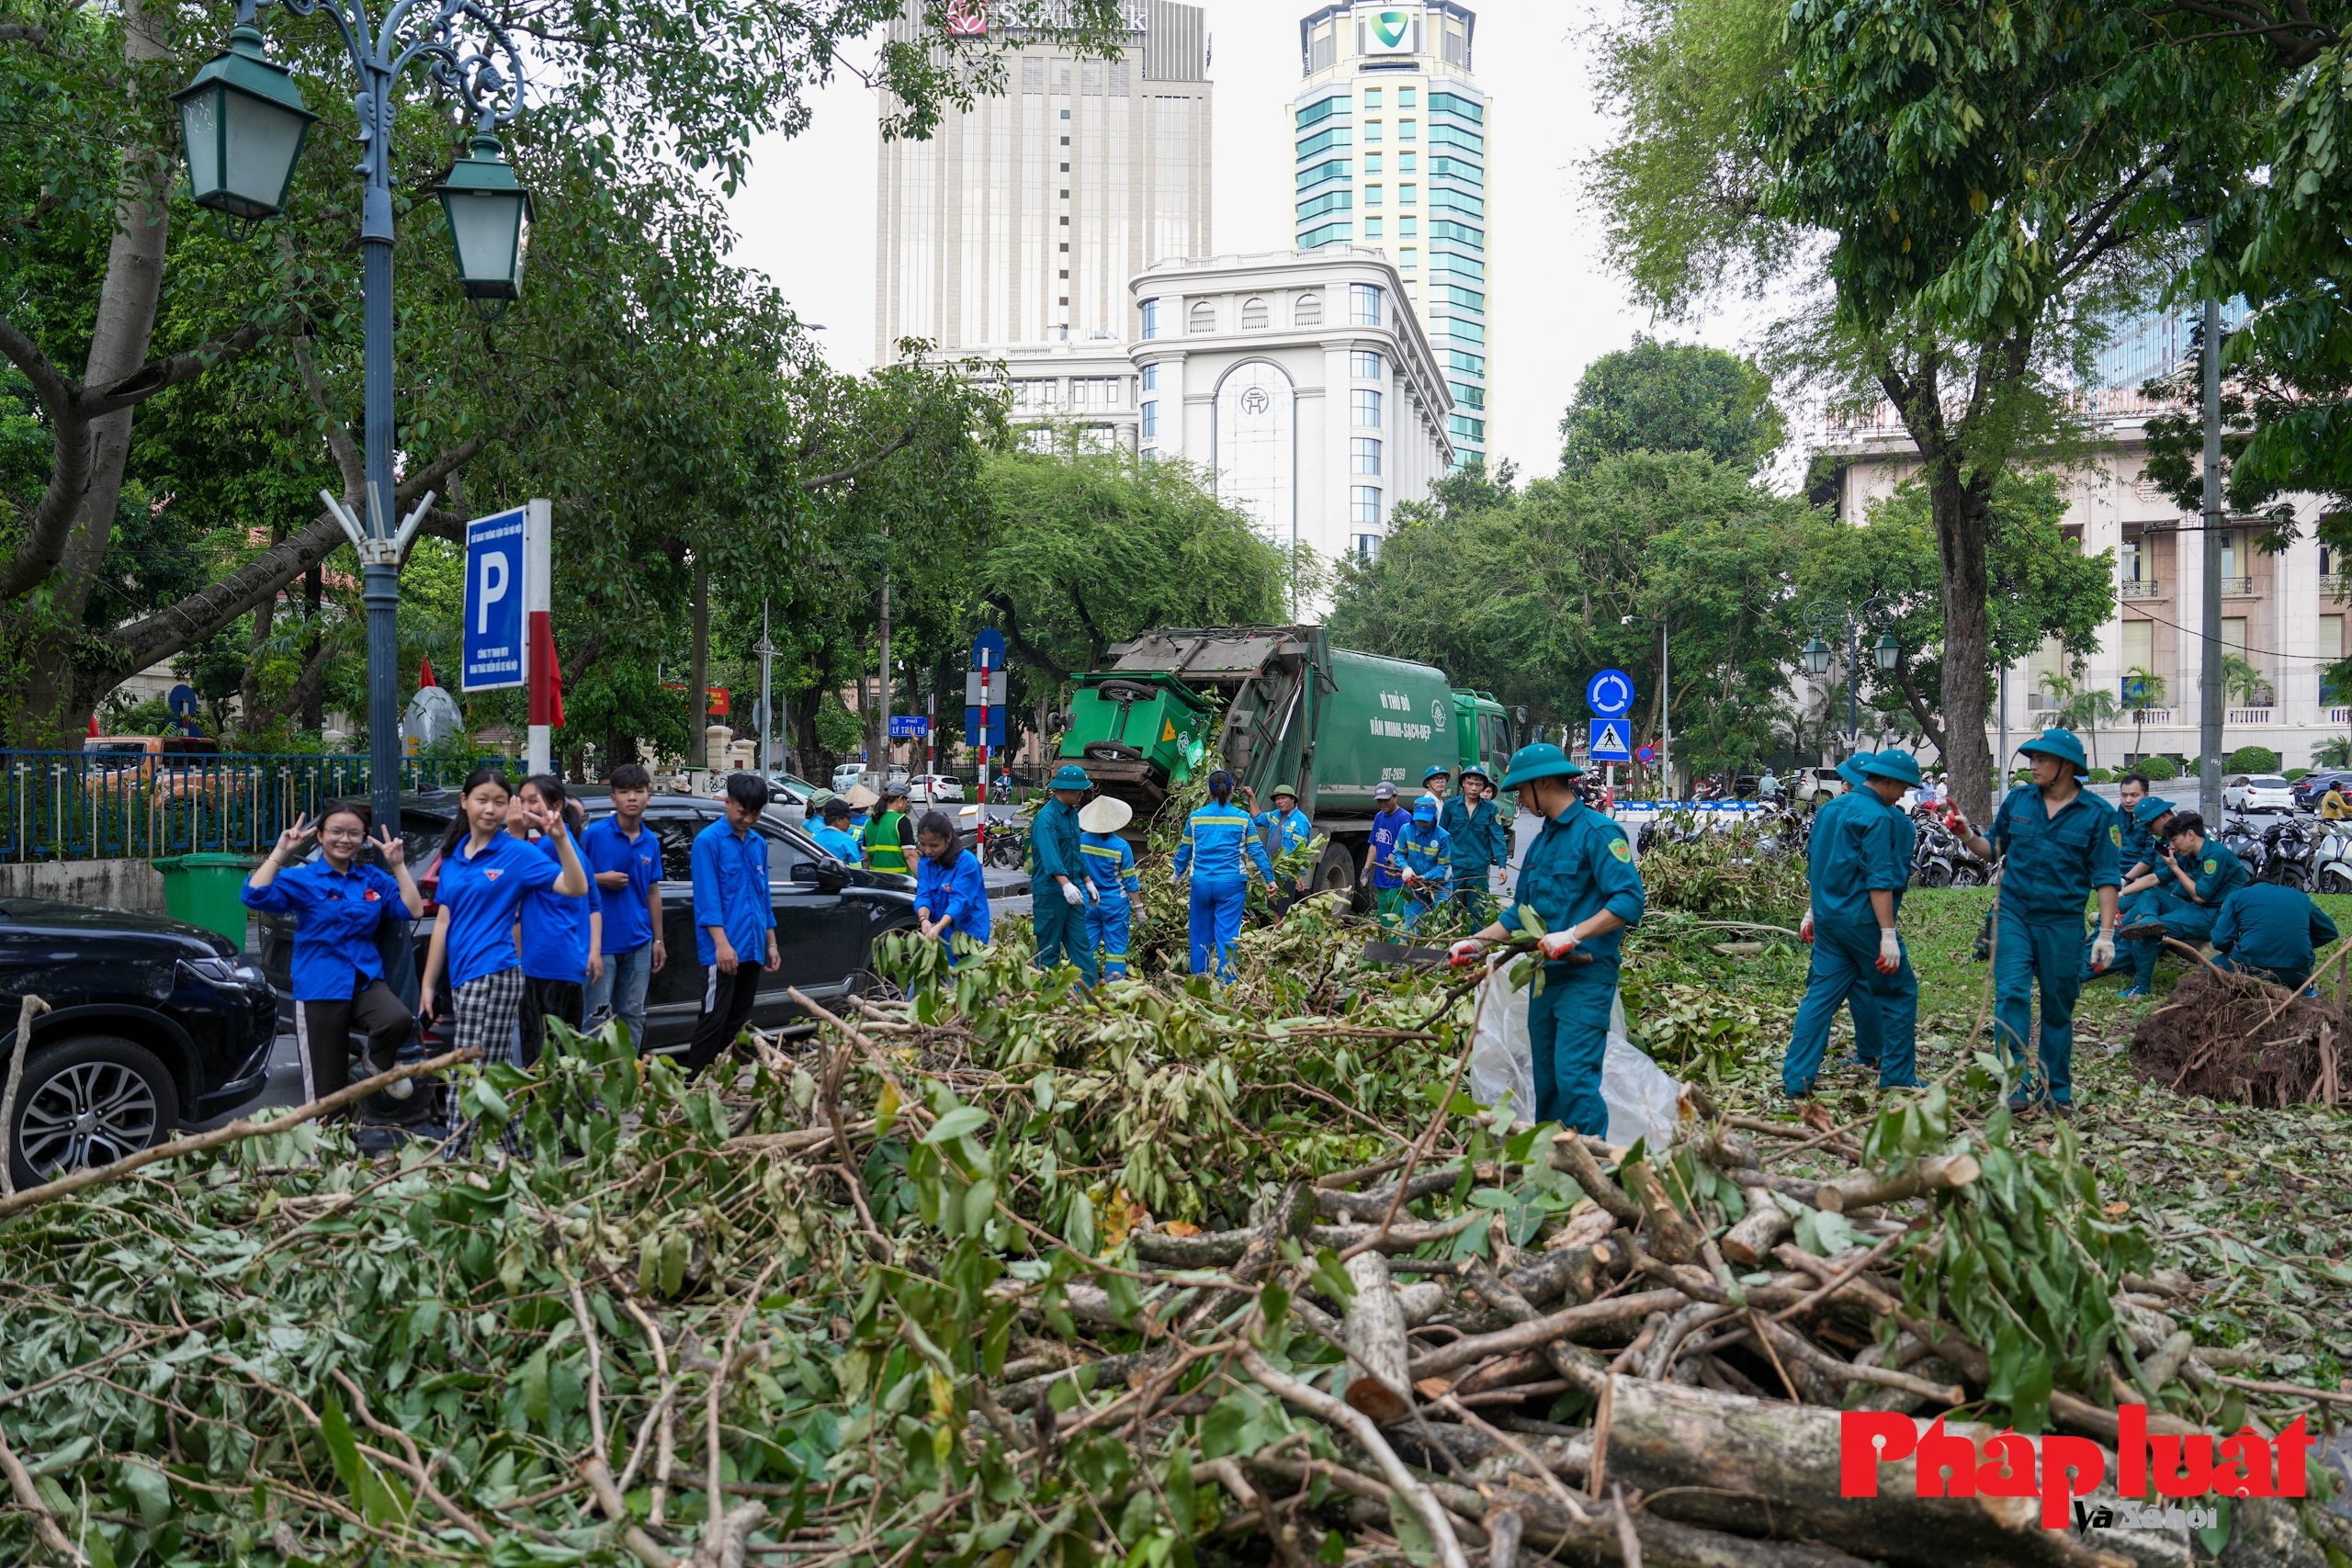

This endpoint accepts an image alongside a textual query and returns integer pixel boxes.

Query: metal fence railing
[0,752,506,864]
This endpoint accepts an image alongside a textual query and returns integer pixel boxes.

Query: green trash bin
[153,852,260,950]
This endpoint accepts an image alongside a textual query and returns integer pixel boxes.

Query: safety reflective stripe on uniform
[294,1005,316,1104]
[1080,844,1124,859]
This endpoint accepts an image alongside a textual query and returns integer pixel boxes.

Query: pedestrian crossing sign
[1588,719,1632,762]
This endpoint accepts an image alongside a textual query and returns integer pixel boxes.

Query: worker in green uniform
[862,784,914,874]
[2116,810,2250,994]
[2085,795,2175,985]
[1445,745,1645,1134]
[2211,882,2339,991]
[1953,729,2120,1114]
[1028,763,1099,986]
[1804,752,1890,1070]
[1785,750,1921,1095]
[1440,765,1507,925]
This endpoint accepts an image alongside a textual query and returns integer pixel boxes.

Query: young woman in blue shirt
[417,767,588,1066]
[509,774,603,1067]
[241,805,423,1107]
[913,809,990,963]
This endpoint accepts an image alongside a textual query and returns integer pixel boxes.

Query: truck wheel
[1314,842,1361,911]
[7,1035,180,1191]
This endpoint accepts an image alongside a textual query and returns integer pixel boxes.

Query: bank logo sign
[1366,8,1412,52]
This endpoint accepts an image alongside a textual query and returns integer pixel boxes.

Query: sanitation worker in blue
[1396,797,1453,930]
[2211,881,2338,991]
[1446,746,1644,1134]
[1252,784,1316,914]
[2115,810,2249,994]
[1955,729,2121,1113]
[1783,750,1922,1096]
[1172,769,1277,980]
[1440,765,1508,925]
[1029,763,1098,986]
[1079,795,1142,978]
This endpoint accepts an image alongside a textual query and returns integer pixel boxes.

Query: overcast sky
[727,1,1761,482]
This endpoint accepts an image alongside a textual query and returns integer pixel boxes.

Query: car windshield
[2251,776,2291,789]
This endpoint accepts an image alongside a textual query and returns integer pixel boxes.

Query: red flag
[418,656,436,689]
[527,611,564,728]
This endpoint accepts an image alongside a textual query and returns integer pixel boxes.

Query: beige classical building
[1817,355,2344,772]
[874,1,1213,359]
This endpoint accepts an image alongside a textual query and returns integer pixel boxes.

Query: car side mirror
[790,862,820,885]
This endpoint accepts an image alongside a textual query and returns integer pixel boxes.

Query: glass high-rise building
[874,2,1213,361]
[1289,3,1487,471]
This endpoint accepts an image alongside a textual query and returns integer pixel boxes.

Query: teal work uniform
[1988,784,2122,1106]
[2086,797,2173,983]
[1396,821,1453,930]
[1440,795,1507,923]
[1784,785,1917,1094]
[1080,830,1140,978]
[1814,754,1891,1066]
[1029,797,1097,986]
[2124,838,2250,989]
[1514,803,1646,1134]
[1172,798,1276,980]
[2211,883,2338,990]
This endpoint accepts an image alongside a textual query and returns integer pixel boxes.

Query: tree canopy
[1558,335,1784,476]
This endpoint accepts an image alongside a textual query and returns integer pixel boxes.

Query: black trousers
[295,979,415,1108]
[518,976,584,1069]
[684,964,763,1077]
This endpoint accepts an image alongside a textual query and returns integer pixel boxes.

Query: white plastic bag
[1466,972,1536,1125]
[1602,991,1687,1150]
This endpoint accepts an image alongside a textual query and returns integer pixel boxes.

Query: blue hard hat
[1835,751,1878,790]
[1859,749,1922,788]
[1411,796,1438,821]
[2018,728,2089,776]
[1049,763,1091,791]
[1500,743,1585,788]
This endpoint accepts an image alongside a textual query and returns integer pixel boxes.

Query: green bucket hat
[1835,751,1878,790]
[1499,743,1585,788]
[1424,765,1452,783]
[1048,763,1091,791]
[1271,782,1300,800]
[1859,749,1922,788]
[2133,795,2175,826]
[1459,763,1493,786]
[2017,728,2088,776]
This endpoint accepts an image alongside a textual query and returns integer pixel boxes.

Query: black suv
[0,899,277,1189]
[254,789,924,1056]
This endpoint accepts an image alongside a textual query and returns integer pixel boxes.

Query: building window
[1404,281,1418,302]
[1365,185,1384,207]
[1401,152,1418,173]
[1400,119,1418,141]
[1449,413,1485,440]
[1060,108,1070,118]
[1297,157,1351,192]
[1140,299,1159,339]
[1351,486,1382,524]
[1309,20,1335,71]
[1400,247,1419,269]
[1430,90,1481,121]
[1142,363,1158,390]
[1449,380,1485,409]
[1069,377,1119,408]
[1352,389,1383,426]
[1365,119,1384,142]
[1297,94,1348,129]
[1351,350,1383,379]
[1443,20,1467,65]
[1298,220,1354,248]
[1400,87,1418,107]
[1363,217,1384,238]
[1400,184,1418,206]
[1297,189,1354,220]
[1363,88,1383,108]
[1297,126,1353,159]
[1141,400,1158,437]
[1351,283,1383,326]
[1242,296,1269,329]
[1352,437,1382,475]
[1401,216,1419,237]
[1190,299,1216,333]
[1295,293,1323,326]
[1364,152,1384,175]
[1353,533,1382,562]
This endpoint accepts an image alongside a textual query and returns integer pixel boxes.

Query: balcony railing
[2330,706,2352,724]
[2127,708,2173,725]
[2220,576,2255,594]
[2227,707,2274,725]
[2119,578,2163,599]
[2324,574,2351,600]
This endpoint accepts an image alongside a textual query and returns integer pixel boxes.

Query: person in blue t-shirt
[1363,781,1412,929]
[242,804,423,1108]
[808,797,864,863]
[913,809,991,964]
[418,767,589,1067]
[684,773,781,1077]
[582,762,663,1054]
[511,775,603,1067]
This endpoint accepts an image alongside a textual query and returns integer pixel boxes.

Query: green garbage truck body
[1057,626,1519,898]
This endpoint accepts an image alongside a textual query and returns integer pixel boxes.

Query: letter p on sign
[477,551,508,634]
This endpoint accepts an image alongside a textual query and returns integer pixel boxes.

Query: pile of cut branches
[0,932,2344,1567]
[2131,964,2348,1108]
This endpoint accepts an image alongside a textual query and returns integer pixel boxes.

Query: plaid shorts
[452,967,526,1062]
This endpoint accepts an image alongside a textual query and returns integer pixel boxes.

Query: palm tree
[2222,652,2273,709]
[2059,686,2122,770]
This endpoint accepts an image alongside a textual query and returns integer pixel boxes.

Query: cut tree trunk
[1340,1252,1412,1424]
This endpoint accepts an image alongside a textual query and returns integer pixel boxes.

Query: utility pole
[690,562,709,774]
[2199,249,2225,828]
[876,524,892,766]
[1997,663,2009,791]
[755,597,775,776]
[1658,620,1672,801]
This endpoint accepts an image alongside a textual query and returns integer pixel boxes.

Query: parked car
[254,789,922,1061]
[907,773,965,805]
[760,772,824,825]
[831,762,870,794]
[1790,766,1847,802]
[1,898,277,1188]
[2223,773,2298,814]
[2292,769,2352,809]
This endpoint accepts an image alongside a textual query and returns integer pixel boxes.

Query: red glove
[1799,912,1815,944]
[1447,939,1485,968]
[1538,929,1581,961]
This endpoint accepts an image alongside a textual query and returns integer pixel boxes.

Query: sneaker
[2119,985,2151,998]
[2117,921,2168,942]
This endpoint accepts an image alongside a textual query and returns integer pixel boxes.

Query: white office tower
[874,2,1213,362]
[1288,3,1488,472]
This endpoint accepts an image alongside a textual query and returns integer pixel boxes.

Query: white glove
[1132,908,1146,931]
[2089,931,2116,973]
[1061,881,1083,907]
[1877,927,1902,974]
[1447,938,1484,968]
[1538,929,1581,961]
[1800,912,1815,944]
[1489,866,1510,895]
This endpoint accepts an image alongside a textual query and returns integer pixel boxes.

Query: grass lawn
[1617,886,2352,1393]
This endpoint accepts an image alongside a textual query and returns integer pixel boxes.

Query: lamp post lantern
[175,0,529,834]
[1803,596,1890,757]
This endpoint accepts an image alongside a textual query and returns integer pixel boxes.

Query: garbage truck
[1052,625,1521,902]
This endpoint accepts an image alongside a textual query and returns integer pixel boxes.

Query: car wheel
[1314,841,1361,912]
[6,1035,180,1190]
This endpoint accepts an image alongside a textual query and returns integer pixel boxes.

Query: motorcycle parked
[1909,807,1991,888]
[2315,822,2352,894]
[2220,818,2268,885]
[2259,815,2319,891]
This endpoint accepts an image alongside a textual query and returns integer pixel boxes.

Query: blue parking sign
[462,506,526,693]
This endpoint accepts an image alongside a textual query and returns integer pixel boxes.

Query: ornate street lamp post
[175,0,529,830]
[1803,596,1894,758]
